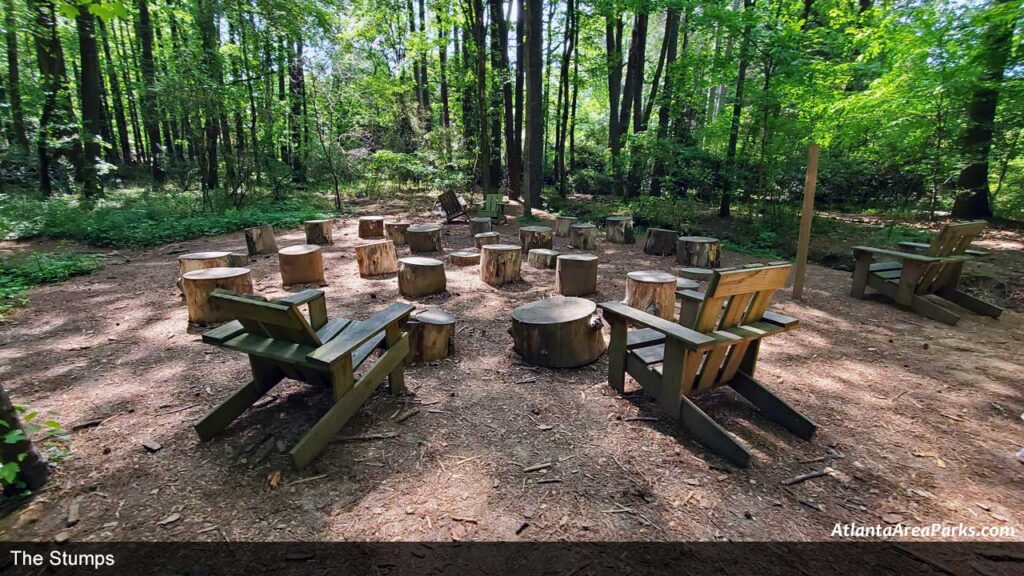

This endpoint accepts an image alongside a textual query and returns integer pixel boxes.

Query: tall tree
[649,6,681,197]
[464,0,491,193]
[98,20,132,163]
[522,0,542,213]
[510,0,525,200]
[4,0,29,151]
[135,0,163,181]
[75,3,104,198]
[720,0,755,218]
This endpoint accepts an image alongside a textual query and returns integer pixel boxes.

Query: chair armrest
[599,301,715,351]
[897,241,989,257]
[852,246,938,263]
[306,303,414,367]
[676,289,705,302]
[276,289,327,330]
[276,289,324,307]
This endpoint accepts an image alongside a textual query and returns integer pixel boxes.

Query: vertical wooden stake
[792,143,820,300]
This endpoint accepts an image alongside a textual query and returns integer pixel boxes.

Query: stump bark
[448,250,481,266]
[385,221,411,246]
[519,226,554,253]
[480,244,522,287]
[474,232,500,249]
[244,225,278,256]
[527,248,560,269]
[179,251,230,276]
[358,216,385,239]
[279,245,325,286]
[555,254,599,296]
[643,228,678,256]
[676,236,721,268]
[182,267,254,323]
[228,252,249,267]
[470,217,492,237]
[398,257,447,297]
[354,240,399,277]
[511,297,606,368]
[406,308,457,364]
[605,216,635,244]
[0,384,50,491]
[407,224,443,253]
[304,219,334,245]
[624,270,678,320]
[569,223,598,250]
[554,216,578,237]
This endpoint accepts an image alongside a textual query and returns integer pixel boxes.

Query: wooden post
[304,219,334,245]
[792,143,820,300]
[244,225,278,256]
[354,240,399,277]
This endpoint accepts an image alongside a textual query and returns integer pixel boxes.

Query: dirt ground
[1,197,1022,547]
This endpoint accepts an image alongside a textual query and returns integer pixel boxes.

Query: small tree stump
[624,270,677,320]
[398,257,446,297]
[182,267,254,323]
[406,308,456,364]
[244,225,278,256]
[643,228,678,256]
[511,297,606,368]
[555,254,598,296]
[676,236,721,268]
[679,267,714,282]
[474,231,500,249]
[358,216,385,239]
[527,248,560,269]
[385,221,411,246]
[304,219,334,245]
[279,245,325,286]
[354,240,399,277]
[407,224,443,253]
[569,223,598,250]
[480,244,522,287]
[605,216,635,244]
[448,250,481,266]
[519,225,554,253]
[179,251,230,276]
[470,217,492,237]
[554,216,578,237]
[228,252,249,267]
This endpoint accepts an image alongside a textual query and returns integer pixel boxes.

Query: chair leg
[607,317,627,395]
[936,287,1003,319]
[850,253,873,299]
[679,396,751,468]
[910,294,961,326]
[729,371,817,440]
[194,376,282,441]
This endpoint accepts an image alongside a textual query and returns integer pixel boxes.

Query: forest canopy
[1,0,1022,224]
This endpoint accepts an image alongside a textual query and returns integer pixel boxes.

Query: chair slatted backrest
[917,221,986,294]
[211,290,322,347]
[437,191,464,220]
[484,194,501,212]
[689,264,791,393]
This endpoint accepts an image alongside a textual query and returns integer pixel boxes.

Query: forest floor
[1,195,1022,551]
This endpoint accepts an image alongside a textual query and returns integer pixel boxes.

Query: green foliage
[0,252,102,318]
[1,405,64,491]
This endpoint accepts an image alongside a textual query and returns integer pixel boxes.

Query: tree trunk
[649,8,680,197]
[554,0,576,197]
[417,0,433,129]
[135,0,163,181]
[721,0,756,218]
[198,0,221,191]
[288,37,306,183]
[523,0,543,214]
[470,0,491,194]
[617,12,648,199]
[98,20,132,164]
[606,13,624,197]
[76,7,104,198]
[4,0,29,151]
[510,0,525,200]
[952,0,1019,219]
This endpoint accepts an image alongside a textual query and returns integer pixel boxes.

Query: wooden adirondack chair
[194,289,414,469]
[476,193,507,223]
[600,263,816,467]
[850,221,1002,325]
[436,190,468,222]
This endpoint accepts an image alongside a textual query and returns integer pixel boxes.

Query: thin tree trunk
[487,0,504,188]
[75,6,104,198]
[418,0,432,129]
[721,0,755,218]
[289,37,306,183]
[606,13,624,196]
[617,11,648,199]
[98,20,132,163]
[554,0,575,197]
[523,0,543,213]
[649,8,680,197]
[4,0,29,151]
[510,0,525,200]
[197,0,220,191]
[135,0,164,181]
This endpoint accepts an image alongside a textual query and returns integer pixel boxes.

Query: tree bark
[4,0,29,151]
[135,0,163,181]
[721,0,756,218]
[649,8,681,197]
[98,20,132,164]
[523,0,543,214]
[76,6,104,198]
[510,0,525,200]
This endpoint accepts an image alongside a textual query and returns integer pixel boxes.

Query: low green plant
[0,253,103,318]
[1,405,64,492]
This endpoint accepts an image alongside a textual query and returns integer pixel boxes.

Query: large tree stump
[244,225,278,256]
[182,267,254,323]
[555,254,598,296]
[678,267,714,282]
[279,245,325,286]
[398,257,447,297]
[605,216,635,244]
[519,225,554,253]
[385,221,411,246]
[624,270,677,320]
[354,240,399,277]
[304,219,334,245]
[448,250,481,266]
[407,224,443,253]
[480,244,522,287]
[643,228,678,256]
[0,385,50,491]
[676,236,721,268]
[177,251,230,293]
[569,223,598,250]
[554,216,578,237]
[406,308,457,364]
[527,248,560,269]
[228,252,249,267]
[470,217,492,237]
[358,216,385,239]
[474,232,500,249]
[511,297,606,368]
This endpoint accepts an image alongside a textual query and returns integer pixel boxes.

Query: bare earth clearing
[1,198,1022,548]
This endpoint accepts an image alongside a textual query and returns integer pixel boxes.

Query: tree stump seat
[511,297,606,368]
[182,267,254,323]
[569,223,598,250]
[519,225,554,253]
[304,219,334,245]
[279,245,325,286]
[624,270,677,320]
[354,240,399,277]
[448,250,481,266]
[676,236,721,268]
[470,217,492,237]
[398,257,447,297]
[385,221,411,246]
[643,228,678,256]
[407,224,443,253]
[605,216,635,244]
[555,254,598,296]
[244,225,278,256]
[474,232,500,249]
[480,244,522,287]
[678,267,714,282]
[554,216,578,237]
[527,248,560,269]
[358,216,385,239]
[406,308,457,364]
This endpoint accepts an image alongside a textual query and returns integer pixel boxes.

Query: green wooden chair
[476,193,507,223]
[436,190,468,223]
[851,220,1002,325]
[600,263,815,467]
[194,288,414,469]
